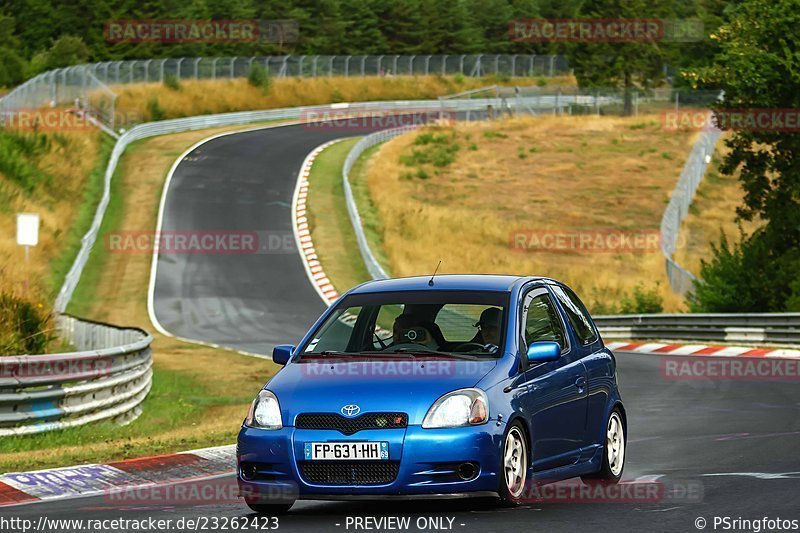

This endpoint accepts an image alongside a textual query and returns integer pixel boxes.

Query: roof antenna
[428,260,442,286]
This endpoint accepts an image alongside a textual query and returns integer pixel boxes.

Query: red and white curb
[292,139,347,306]
[607,341,800,359]
[0,445,235,507]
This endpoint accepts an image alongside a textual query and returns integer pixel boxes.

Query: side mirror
[526,341,561,363]
[272,344,295,366]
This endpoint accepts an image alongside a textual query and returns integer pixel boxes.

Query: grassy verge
[0,129,103,306]
[113,75,576,125]
[47,135,115,299]
[305,138,371,294]
[3,122,287,472]
[351,116,708,312]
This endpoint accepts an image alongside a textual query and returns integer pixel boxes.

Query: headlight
[422,388,489,428]
[244,390,282,429]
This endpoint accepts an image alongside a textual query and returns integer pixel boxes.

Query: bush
[163,73,181,91]
[247,63,272,94]
[619,284,664,314]
[0,131,51,193]
[689,231,800,312]
[147,97,166,121]
[0,292,51,355]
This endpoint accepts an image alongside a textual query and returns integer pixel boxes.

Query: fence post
[424,55,431,76]
[409,55,415,75]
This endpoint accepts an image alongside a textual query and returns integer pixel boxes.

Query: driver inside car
[471,307,502,348]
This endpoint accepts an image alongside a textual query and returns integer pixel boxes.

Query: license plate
[304,442,389,461]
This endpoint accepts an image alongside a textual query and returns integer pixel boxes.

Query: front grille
[295,412,408,435]
[299,461,399,485]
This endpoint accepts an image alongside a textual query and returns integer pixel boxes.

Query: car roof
[347,274,552,295]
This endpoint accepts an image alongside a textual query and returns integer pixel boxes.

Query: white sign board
[16,213,40,247]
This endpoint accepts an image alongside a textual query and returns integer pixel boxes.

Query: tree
[688,0,800,311]
[567,0,674,115]
[0,12,25,86]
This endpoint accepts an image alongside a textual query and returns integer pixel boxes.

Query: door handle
[575,377,587,391]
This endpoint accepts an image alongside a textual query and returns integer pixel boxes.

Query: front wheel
[245,499,294,515]
[583,408,625,483]
[498,422,528,505]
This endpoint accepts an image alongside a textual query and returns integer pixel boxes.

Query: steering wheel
[387,342,428,351]
[452,342,489,352]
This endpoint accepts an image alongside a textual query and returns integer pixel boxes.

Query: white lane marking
[702,472,800,479]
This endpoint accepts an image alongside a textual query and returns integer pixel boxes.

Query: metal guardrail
[0,315,153,436]
[595,313,800,345]
[341,127,419,280]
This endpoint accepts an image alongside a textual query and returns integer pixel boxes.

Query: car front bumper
[237,423,505,501]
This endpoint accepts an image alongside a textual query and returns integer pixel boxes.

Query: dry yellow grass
[2,123,283,471]
[365,115,704,312]
[673,137,759,275]
[113,75,576,123]
[0,126,102,305]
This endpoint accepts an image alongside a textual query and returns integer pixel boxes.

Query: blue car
[237,275,626,513]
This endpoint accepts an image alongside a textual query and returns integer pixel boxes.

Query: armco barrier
[0,315,153,436]
[594,313,800,345]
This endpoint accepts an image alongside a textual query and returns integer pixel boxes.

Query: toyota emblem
[341,404,361,417]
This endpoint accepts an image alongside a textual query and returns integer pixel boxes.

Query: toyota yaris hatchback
[237,275,626,513]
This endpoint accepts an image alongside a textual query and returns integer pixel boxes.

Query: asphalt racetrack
[6,352,800,531]
[7,123,798,532]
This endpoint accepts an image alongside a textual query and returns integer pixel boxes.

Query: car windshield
[299,290,508,358]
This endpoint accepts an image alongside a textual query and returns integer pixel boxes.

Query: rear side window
[550,285,597,345]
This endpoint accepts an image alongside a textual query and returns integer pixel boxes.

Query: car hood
[266,357,498,426]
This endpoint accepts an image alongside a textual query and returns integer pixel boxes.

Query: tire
[583,408,625,484]
[245,499,294,515]
[498,421,528,505]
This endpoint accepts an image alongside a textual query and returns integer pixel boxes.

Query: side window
[523,292,567,350]
[551,285,598,345]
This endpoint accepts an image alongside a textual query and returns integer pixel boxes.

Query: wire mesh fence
[0,54,570,132]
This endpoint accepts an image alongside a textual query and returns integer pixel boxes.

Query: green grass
[305,138,372,293]
[47,136,115,299]
[347,144,393,276]
[65,140,131,316]
[0,365,252,472]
